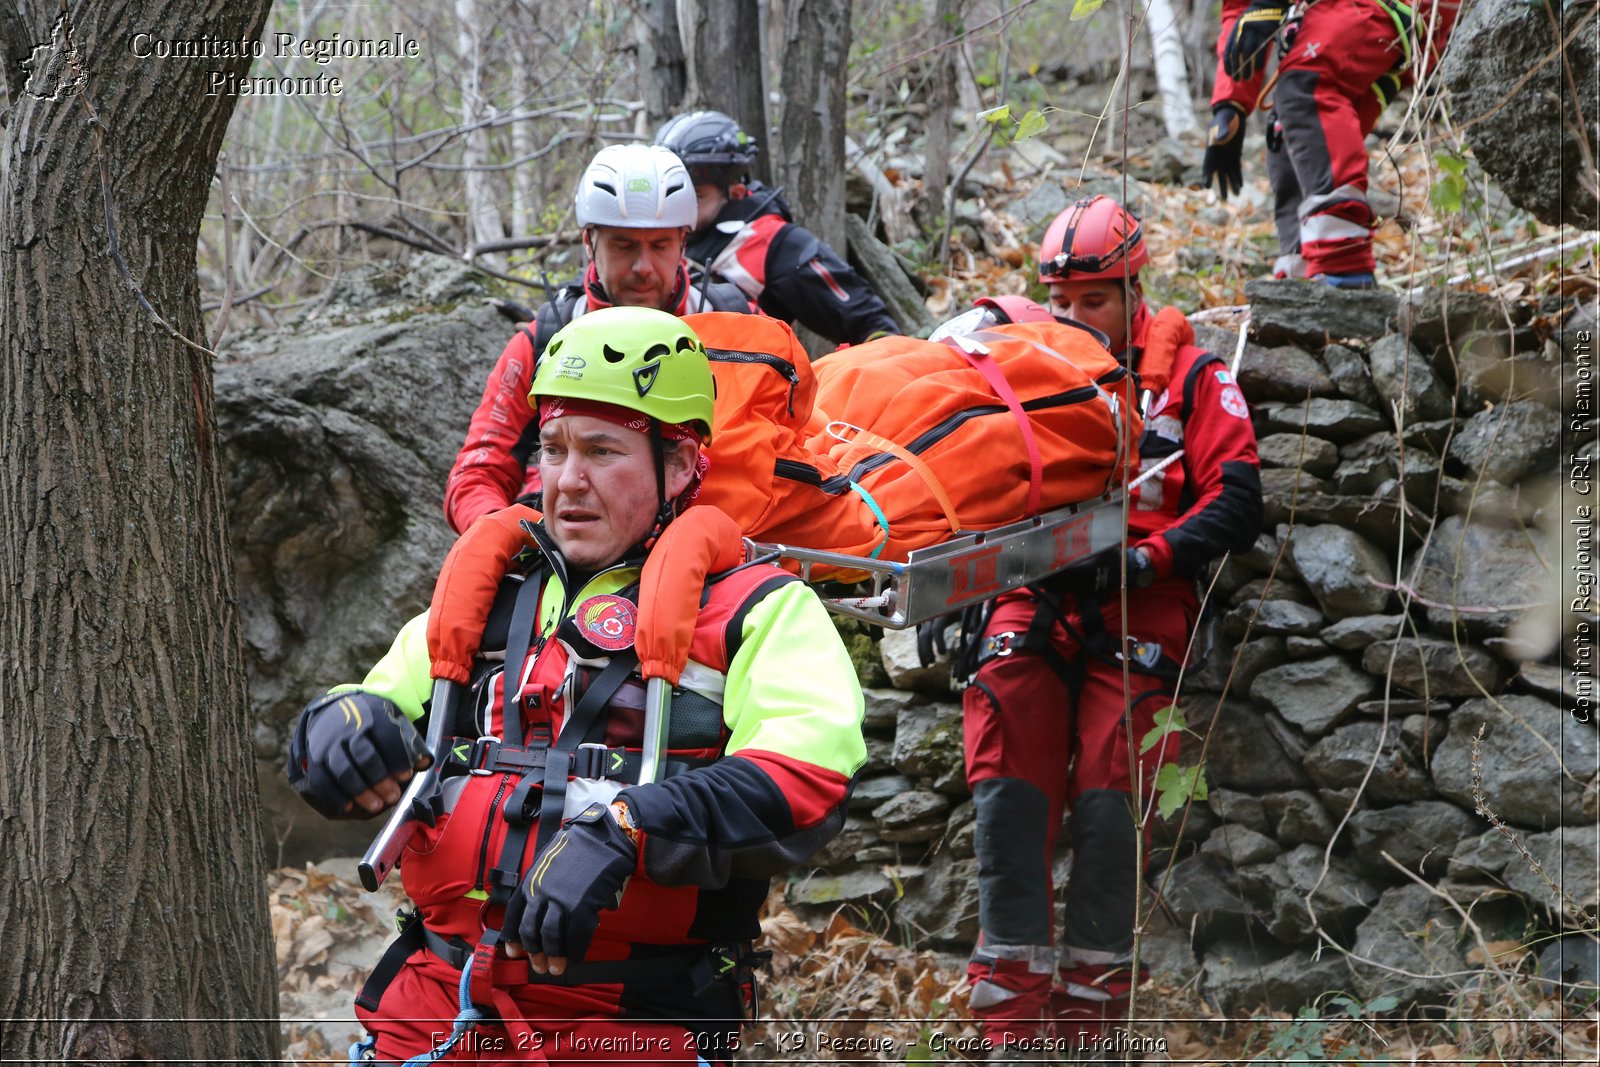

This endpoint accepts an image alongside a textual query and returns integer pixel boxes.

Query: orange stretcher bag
[684,312,1140,561]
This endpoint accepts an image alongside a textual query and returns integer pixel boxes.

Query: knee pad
[973,778,1054,947]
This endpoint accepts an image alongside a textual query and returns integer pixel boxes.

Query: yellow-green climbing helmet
[529,306,715,443]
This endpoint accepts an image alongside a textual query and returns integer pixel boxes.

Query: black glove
[287,691,428,819]
[1052,546,1156,598]
[1222,0,1288,81]
[916,613,956,668]
[1201,104,1246,200]
[502,802,637,968]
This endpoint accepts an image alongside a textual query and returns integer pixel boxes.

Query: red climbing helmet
[1037,195,1149,284]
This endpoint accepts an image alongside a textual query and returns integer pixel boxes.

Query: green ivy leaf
[1430,173,1465,214]
[1070,0,1108,20]
[1327,994,1362,1018]
[1153,763,1208,819]
[1015,109,1049,141]
[1139,704,1187,754]
[979,104,1011,126]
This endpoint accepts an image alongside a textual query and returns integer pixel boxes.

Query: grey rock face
[1304,721,1435,804]
[1235,344,1338,403]
[1446,400,1561,486]
[1321,615,1405,652]
[862,688,921,733]
[1244,279,1399,349]
[1432,695,1599,828]
[1409,514,1550,637]
[1199,936,1354,1015]
[1321,343,1382,407]
[812,815,882,867]
[1447,830,1517,882]
[880,626,957,694]
[220,259,516,863]
[1260,844,1383,944]
[1347,800,1481,880]
[891,700,966,785]
[1204,701,1311,790]
[1200,825,1281,866]
[1257,433,1339,478]
[1367,334,1453,422]
[1451,328,1561,409]
[1288,524,1395,617]
[1393,288,1528,356]
[1224,598,1325,639]
[1501,827,1600,919]
[1160,853,1269,938]
[1255,398,1387,442]
[788,868,895,908]
[849,774,918,812]
[1350,884,1469,1009]
[1250,657,1380,737]
[1441,0,1600,228]
[1191,629,1283,693]
[1207,788,1272,835]
[894,850,981,946]
[1361,636,1509,698]
[1261,790,1336,846]
[872,789,951,843]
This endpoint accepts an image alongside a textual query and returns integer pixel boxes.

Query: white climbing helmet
[574,144,697,230]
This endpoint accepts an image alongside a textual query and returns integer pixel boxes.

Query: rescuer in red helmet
[955,195,1263,1053]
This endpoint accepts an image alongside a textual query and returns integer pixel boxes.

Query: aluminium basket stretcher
[743,489,1128,629]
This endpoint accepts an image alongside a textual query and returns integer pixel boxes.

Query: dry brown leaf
[1466,939,1531,968]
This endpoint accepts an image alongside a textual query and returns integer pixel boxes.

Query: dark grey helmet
[653,110,759,169]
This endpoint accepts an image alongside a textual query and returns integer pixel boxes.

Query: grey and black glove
[1202,103,1247,200]
[501,802,637,966]
[287,691,427,819]
[1222,0,1289,81]
[1052,545,1156,598]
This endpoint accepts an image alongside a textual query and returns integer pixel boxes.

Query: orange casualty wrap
[425,503,541,682]
[685,312,1141,562]
[635,505,746,684]
[1134,305,1194,401]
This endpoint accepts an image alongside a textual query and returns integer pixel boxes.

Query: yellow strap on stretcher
[826,420,962,537]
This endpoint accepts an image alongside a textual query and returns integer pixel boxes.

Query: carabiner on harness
[348,956,487,1067]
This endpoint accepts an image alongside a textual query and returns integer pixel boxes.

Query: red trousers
[354,954,721,1064]
[961,582,1196,1042]
[1269,0,1408,275]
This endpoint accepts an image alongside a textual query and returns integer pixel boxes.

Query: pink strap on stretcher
[952,343,1043,517]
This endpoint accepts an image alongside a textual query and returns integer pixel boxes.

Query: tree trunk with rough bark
[679,0,769,182]
[922,0,960,222]
[0,1,280,1061]
[774,0,851,253]
[456,0,504,262]
[637,0,688,130]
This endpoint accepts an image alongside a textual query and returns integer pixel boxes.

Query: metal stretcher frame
[743,490,1128,629]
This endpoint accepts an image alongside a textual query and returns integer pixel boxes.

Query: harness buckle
[1120,639,1163,670]
[573,741,612,780]
[978,631,1019,664]
[468,735,500,776]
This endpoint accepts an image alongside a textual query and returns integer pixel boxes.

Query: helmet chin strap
[640,418,676,554]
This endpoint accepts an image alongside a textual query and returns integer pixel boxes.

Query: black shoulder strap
[702,279,752,312]
[498,565,547,747]
[531,286,583,361]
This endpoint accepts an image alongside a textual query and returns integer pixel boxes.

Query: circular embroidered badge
[575,594,638,651]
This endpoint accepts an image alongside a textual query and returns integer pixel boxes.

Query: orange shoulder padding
[1137,305,1195,401]
[636,505,746,685]
[426,504,542,683]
